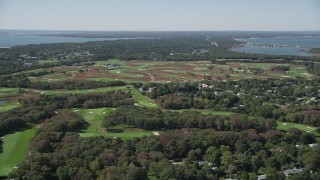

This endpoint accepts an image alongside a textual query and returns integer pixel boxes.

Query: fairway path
[146,73,155,82]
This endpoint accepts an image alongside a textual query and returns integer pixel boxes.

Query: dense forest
[141,78,320,127]
[8,110,320,180]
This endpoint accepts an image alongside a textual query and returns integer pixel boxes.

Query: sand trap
[282,123,287,125]
[153,131,160,136]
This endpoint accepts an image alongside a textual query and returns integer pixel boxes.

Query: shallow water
[232,36,320,56]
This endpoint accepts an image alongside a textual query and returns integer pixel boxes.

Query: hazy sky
[0,0,319,31]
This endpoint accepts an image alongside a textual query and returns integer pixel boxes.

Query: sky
[0,0,319,31]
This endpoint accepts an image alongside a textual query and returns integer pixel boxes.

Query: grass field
[168,109,235,116]
[277,121,319,136]
[0,100,20,112]
[22,60,314,84]
[0,88,20,98]
[130,86,158,108]
[0,128,37,176]
[75,108,154,139]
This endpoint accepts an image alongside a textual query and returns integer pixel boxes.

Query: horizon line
[1,28,320,32]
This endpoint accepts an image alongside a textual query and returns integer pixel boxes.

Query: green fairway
[94,59,123,67]
[277,121,319,136]
[0,88,20,98]
[0,128,37,176]
[130,87,158,108]
[75,108,154,139]
[168,109,235,116]
[37,60,59,64]
[34,86,128,95]
[0,100,20,112]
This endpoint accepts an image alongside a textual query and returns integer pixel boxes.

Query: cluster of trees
[10,124,320,179]
[28,80,126,90]
[271,65,290,72]
[143,78,320,127]
[0,72,126,89]
[0,91,133,136]
[103,105,277,132]
[307,63,320,76]
[0,105,55,136]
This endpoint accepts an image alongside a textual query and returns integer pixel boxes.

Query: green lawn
[0,100,20,112]
[75,108,154,139]
[34,86,128,95]
[277,121,319,136]
[130,87,158,108]
[168,109,235,116]
[0,128,37,176]
[37,60,59,64]
[0,88,20,98]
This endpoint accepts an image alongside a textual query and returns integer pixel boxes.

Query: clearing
[74,108,154,139]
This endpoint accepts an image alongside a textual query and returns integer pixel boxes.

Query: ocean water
[232,36,320,56]
[0,30,135,48]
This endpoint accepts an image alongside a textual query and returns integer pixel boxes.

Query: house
[257,175,267,180]
[284,168,303,176]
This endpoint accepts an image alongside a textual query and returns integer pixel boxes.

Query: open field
[0,128,37,176]
[277,121,319,136]
[168,109,236,116]
[24,60,313,83]
[0,88,20,99]
[75,108,154,139]
[0,100,19,112]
